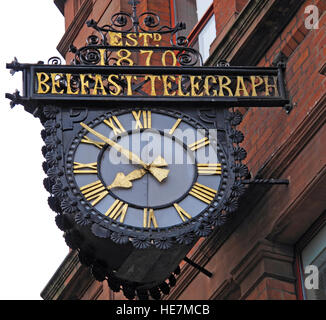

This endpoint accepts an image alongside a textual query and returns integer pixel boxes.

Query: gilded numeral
[143,208,158,228]
[103,116,126,135]
[189,182,217,204]
[173,203,192,222]
[80,180,108,206]
[81,135,105,149]
[105,199,128,223]
[197,163,222,175]
[188,137,210,151]
[73,162,98,174]
[169,118,182,135]
[132,110,152,129]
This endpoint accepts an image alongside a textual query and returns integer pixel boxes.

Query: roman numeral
[169,118,182,135]
[173,203,192,222]
[188,137,210,151]
[189,182,217,204]
[103,116,126,135]
[132,110,152,129]
[80,180,108,206]
[105,199,128,223]
[143,208,158,228]
[197,163,222,175]
[73,162,98,174]
[81,136,105,149]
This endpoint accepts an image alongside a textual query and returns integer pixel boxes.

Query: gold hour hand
[107,169,146,190]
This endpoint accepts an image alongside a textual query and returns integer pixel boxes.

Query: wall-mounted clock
[56,107,236,287]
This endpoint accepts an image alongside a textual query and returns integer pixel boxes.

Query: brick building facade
[41,0,326,300]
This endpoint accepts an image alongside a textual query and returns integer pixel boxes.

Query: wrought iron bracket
[5,90,23,108]
[183,257,213,278]
[273,52,294,114]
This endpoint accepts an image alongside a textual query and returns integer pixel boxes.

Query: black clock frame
[64,107,232,246]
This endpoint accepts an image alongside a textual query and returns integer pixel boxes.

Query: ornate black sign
[6,1,289,300]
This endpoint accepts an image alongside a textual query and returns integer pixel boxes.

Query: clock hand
[80,122,147,167]
[80,122,169,182]
[107,169,147,190]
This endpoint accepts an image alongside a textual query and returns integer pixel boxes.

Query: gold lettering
[190,76,204,96]
[162,75,176,96]
[66,74,79,95]
[126,33,138,46]
[90,74,107,95]
[108,74,122,96]
[122,75,137,96]
[173,203,192,222]
[141,50,154,66]
[189,137,210,151]
[109,32,123,46]
[189,182,217,204]
[197,163,222,175]
[235,76,249,97]
[264,76,279,96]
[153,33,162,43]
[105,199,128,223]
[50,73,64,94]
[139,33,153,46]
[132,110,152,129]
[204,76,218,96]
[81,136,105,149]
[104,116,126,135]
[98,48,106,66]
[177,76,190,96]
[169,118,182,135]
[145,75,161,96]
[250,76,264,97]
[80,180,108,206]
[36,72,50,94]
[162,50,177,66]
[73,162,98,174]
[218,76,233,96]
[80,74,90,95]
[143,208,158,228]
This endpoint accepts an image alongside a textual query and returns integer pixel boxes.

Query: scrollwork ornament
[48,56,62,65]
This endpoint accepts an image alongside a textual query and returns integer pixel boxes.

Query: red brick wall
[246,278,297,300]
[240,0,326,177]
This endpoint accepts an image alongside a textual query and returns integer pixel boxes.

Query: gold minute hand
[80,122,169,182]
[80,122,147,167]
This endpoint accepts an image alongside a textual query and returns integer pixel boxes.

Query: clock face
[66,109,229,236]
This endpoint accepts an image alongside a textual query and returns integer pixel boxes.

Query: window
[297,216,326,300]
[172,0,216,64]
